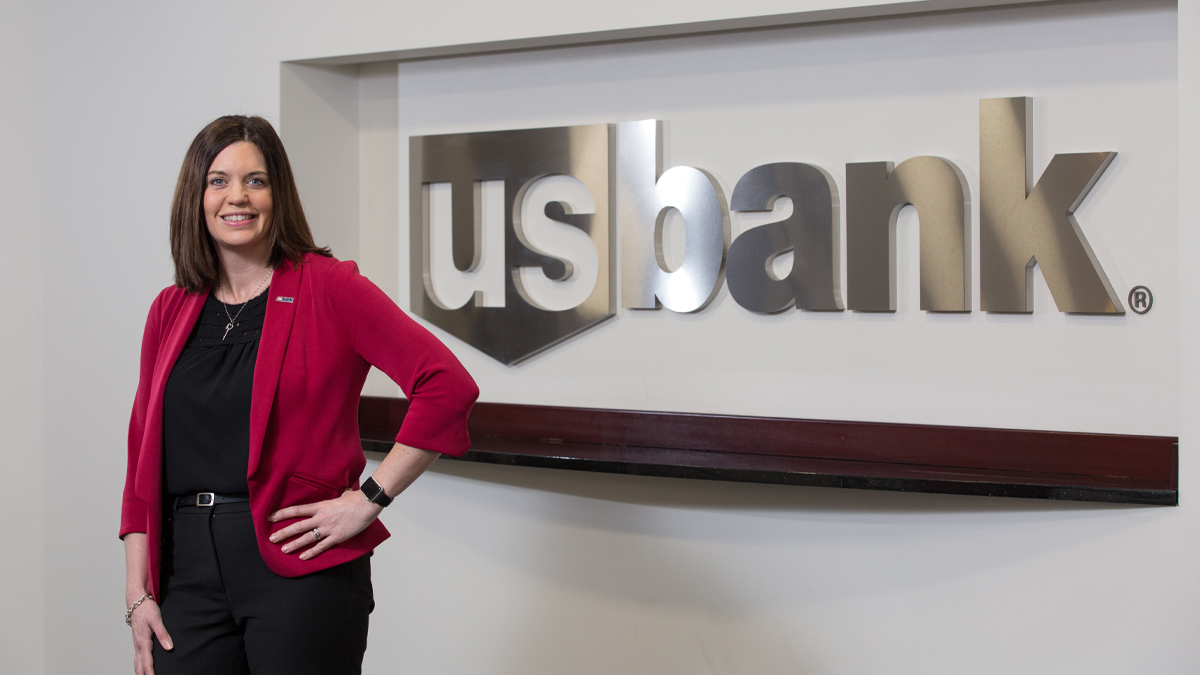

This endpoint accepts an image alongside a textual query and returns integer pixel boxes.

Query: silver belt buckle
[195,492,215,507]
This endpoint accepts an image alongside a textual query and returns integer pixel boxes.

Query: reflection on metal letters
[410,124,615,365]
[618,120,730,313]
[846,157,971,312]
[727,163,844,313]
[979,97,1123,314]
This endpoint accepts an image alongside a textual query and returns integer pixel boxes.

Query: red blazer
[120,253,478,599]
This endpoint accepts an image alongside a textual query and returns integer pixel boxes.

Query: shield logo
[409,124,615,365]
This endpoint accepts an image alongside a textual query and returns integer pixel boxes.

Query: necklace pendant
[223,322,234,340]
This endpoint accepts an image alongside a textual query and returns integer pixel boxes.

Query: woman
[120,116,478,675]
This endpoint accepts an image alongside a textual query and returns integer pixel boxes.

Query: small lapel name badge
[275,296,295,304]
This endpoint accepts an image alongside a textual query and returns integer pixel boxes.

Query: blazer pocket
[278,472,343,512]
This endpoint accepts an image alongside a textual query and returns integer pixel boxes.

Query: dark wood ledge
[358,397,1178,505]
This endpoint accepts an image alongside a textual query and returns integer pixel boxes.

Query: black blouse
[161,289,268,497]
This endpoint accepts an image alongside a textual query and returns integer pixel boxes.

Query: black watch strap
[361,477,393,507]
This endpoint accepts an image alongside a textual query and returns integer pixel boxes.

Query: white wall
[10,0,1198,673]
[1178,0,1200,666]
[0,2,45,674]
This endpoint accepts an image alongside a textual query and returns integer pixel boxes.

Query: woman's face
[204,141,273,257]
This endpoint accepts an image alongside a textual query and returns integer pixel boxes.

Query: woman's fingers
[272,490,381,556]
[150,615,174,651]
[130,601,167,675]
[133,626,155,675]
[269,502,319,523]
[281,525,334,554]
[269,516,318,546]
[298,532,338,560]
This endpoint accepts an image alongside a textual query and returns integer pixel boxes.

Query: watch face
[364,478,389,504]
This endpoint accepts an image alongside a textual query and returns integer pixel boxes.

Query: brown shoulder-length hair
[170,115,330,292]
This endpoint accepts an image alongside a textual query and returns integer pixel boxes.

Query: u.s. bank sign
[410,97,1125,365]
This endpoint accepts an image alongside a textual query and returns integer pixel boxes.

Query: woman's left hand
[268,489,384,560]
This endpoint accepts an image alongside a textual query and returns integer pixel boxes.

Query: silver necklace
[219,269,273,340]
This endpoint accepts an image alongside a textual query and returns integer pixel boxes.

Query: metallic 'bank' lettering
[979,97,1123,314]
[846,157,971,312]
[618,120,730,313]
[727,163,844,313]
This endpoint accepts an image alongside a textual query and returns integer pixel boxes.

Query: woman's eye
[208,178,225,187]
[248,178,267,187]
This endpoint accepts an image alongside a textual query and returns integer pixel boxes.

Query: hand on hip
[268,489,383,560]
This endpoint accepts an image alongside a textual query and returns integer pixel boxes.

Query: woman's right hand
[124,533,173,675]
[128,594,172,675]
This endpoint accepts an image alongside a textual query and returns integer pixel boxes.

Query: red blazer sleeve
[120,292,163,538]
[327,261,479,456]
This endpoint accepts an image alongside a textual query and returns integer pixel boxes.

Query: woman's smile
[220,212,259,227]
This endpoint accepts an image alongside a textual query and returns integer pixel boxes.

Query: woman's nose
[227,182,249,204]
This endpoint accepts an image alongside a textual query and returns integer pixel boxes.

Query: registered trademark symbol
[1128,286,1153,314]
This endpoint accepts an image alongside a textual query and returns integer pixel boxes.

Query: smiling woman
[203,142,275,260]
[120,116,479,675]
[168,118,324,296]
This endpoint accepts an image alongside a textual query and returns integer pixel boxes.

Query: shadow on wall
[395,458,1154,674]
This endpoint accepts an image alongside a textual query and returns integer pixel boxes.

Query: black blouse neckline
[190,289,270,346]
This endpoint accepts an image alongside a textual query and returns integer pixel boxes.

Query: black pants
[153,501,373,675]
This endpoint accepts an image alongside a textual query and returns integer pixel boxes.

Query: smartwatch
[361,477,394,507]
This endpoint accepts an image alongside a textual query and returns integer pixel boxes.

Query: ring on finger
[312,528,322,541]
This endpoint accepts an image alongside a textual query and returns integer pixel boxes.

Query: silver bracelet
[124,594,154,627]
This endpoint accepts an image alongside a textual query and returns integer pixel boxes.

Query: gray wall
[0,2,45,674]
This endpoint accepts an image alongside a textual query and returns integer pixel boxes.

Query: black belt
[173,493,250,509]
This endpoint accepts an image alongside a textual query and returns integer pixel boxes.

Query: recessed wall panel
[384,1,1176,439]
